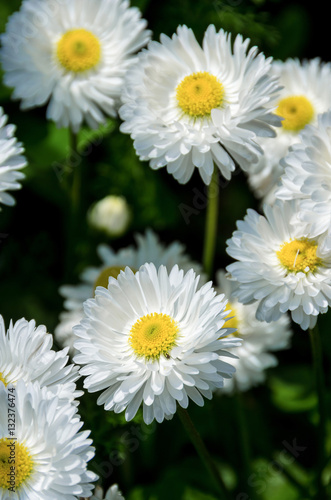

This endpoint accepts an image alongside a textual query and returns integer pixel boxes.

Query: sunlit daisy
[0,0,151,132]
[0,316,82,404]
[215,270,292,393]
[247,58,331,204]
[276,111,331,248]
[119,24,281,185]
[0,107,26,207]
[0,380,97,499]
[226,200,331,330]
[74,263,240,424]
[55,229,203,354]
[92,484,125,500]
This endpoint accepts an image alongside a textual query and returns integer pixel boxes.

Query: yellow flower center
[276,95,314,132]
[223,302,239,333]
[129,313,179,360]
[56,28,101,73]
[0,439,34,490]
[277,238,322,273]
[93,266,126,291]
[176,72,224,118]
[0,373,7,386]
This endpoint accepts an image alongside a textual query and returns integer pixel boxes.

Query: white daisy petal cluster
[247,58,331,204]
[74,263,240,424]
[0,107,26,207]
[0,316,82,404]
[276,111,331,248]
[119,24,281,185]
[215,270,292,393]
[0,0,151,132]
[92,484,125,500]
[226,200,331,330]
[0,381,97,499]
[55,229,203,354]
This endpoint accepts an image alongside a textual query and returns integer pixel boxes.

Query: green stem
[64,129,81,281]
[202,166,219,279]
[177,405,229,499]
[69,129,80,214]
[234,391,254,495]
[309,325,327,499]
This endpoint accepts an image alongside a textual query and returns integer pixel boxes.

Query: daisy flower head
[276,111,331,248]
[0,316,82,404]
[215,270,292,393]
[73,263,240,424]
[55,229,203,354]
[247,58,331,204]
[0,107,26,207]
[226,200,331,330]
[0,380,97,499]
[0,0,151,132]
[92,484,125,500]
[119,25,281,185]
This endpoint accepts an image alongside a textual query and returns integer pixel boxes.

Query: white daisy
[0,316,82,404]
[0,380,97,499]
[276,111,331,248]
[0,0,151,132]
[55,229,203,354]
[215,270,292,393]
[92,484,125,500]
[247,58,331,204]
[119,24,281,185]
[73,263,240,424]
[226,200,331,330]
[0,107,26,207]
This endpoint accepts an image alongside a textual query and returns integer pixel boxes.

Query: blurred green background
[0,1,330,499]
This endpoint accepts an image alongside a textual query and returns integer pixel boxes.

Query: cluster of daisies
[0,316,95,498]
[226,62,331,332]
[0,0,331,497]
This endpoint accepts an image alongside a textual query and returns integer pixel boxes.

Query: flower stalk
[177,404,229,499]
[309,325,327,499]
[202,166,219,278]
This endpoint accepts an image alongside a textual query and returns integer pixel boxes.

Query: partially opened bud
[88,195,131,237]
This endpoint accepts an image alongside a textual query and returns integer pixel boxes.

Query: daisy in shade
[247,58,331,204]
[0,316,82,404]
[226,200,331,331]
[55,229,203,354]
[276,111,331,249]
[92,484,125,500]
[0,380,97,499]
[0,106,26,207]
[119,24,281,185]
[0,0,151,132]
[73,263,240,424]
[215,270,292,393]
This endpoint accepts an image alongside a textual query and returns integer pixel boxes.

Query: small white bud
[88,195,131,237]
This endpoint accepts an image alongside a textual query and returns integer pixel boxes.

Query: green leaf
[269,365,316,412]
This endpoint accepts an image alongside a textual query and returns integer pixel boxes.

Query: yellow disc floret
[0,439,34,490]
[276,95,314,132]
[277,238,322,274]
[223,302,239,333]
[56,28,101,73]
[0,373,7,386]
[93,266,126,291]
[176,72,224,118]
[129,313,179,360]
